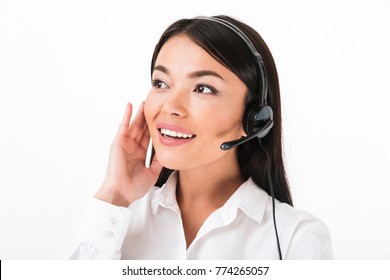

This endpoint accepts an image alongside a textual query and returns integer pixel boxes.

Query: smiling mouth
[159,128,196,139]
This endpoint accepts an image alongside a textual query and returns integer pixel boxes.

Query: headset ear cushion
[243,104,274,137]
[243,103,258,135]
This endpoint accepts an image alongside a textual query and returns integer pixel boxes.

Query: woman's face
[144,35,247,171]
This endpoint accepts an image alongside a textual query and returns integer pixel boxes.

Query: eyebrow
[153,65,224,80]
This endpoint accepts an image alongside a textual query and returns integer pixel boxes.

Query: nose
[161,88,188,117]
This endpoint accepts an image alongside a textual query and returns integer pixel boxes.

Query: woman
[69,15,333,259]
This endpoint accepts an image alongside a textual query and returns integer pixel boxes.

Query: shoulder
[273,202,333,259]
[245,178,326,230]
[276,201,323,227]
[245,179,333,259]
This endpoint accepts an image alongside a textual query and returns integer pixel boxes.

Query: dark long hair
[150,15,293,206]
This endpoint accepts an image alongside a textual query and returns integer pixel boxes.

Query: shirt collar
[234,177,269,223]
[157,171,179,208]
[155,171,270,224]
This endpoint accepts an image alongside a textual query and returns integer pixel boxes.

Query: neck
[176,154,245,211]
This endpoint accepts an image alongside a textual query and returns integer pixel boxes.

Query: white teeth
[160,128,194,139]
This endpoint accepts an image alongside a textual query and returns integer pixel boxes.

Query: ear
[240,126,248,138]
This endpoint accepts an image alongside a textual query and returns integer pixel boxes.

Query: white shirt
[68,172,333,260]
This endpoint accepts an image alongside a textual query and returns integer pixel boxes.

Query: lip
[156,122,196,147]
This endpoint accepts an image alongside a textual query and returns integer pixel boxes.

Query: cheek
[200,104,245,140]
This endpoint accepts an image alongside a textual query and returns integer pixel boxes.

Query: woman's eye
[152,79,169,89]
[194,84,218,95]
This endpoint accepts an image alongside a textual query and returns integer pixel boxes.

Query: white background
[0,0,389,259]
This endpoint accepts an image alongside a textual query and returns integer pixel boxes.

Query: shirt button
[106,230,114,238]
[110,217,118,225]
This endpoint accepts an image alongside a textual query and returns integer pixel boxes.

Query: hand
[95,102,163,207]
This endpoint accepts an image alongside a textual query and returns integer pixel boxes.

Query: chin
[154,150,187,170]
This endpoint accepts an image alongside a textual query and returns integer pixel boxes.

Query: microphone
[220,120,274,150]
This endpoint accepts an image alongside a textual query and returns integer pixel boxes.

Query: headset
[195,16,274,150]
[196,16,282,260]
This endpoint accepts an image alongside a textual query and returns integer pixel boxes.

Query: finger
[149,155,163,179]
[139,125,151,151]
[129,102,147,140]
[117,103,133,137]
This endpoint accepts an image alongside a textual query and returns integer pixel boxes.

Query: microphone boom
[220,120,274,150]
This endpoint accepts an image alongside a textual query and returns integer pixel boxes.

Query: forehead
[154,35,244,84]
[155,35,219,67]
